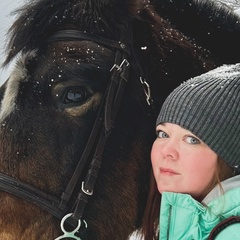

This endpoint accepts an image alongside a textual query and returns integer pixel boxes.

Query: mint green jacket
[159,175,240,240]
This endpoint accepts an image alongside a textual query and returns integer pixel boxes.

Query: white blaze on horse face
[0,51,36,122]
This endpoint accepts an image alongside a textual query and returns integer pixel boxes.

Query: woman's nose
[160,139,179,159]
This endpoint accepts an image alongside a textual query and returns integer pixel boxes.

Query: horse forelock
[0,50,37,122]
[4,0,142,66]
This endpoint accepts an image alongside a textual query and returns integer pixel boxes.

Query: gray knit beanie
[157,64,240,171]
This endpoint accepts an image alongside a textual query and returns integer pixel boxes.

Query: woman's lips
[160,167,179,175]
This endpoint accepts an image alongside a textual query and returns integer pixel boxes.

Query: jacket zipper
[167,206,172,240]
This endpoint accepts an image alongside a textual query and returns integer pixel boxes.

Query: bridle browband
[0,26,153,239]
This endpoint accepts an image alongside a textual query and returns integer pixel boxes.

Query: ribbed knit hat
[157,63,240,170]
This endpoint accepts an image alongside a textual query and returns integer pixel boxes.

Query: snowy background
[0,0,24,85]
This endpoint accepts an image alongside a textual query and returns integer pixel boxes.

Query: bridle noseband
[0,25,153,239]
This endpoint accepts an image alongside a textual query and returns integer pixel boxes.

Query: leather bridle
[48,28,132,223]
[0,25,153,239]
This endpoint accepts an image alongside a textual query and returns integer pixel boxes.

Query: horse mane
[4,0,240,66]
[153,0,240,62]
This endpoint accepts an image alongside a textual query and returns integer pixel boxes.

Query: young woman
[141,63,240,239]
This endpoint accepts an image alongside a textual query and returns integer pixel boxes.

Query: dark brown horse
[0,0,240,239]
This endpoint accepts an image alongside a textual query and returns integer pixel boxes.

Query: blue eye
[185,136,200,145]
[157,130,168,139]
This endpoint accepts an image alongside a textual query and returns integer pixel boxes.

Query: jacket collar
[202,175,240,205]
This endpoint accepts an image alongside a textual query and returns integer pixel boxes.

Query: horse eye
[63,88,89,104]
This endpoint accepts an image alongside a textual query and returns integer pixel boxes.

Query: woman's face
[151,123,218,199]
